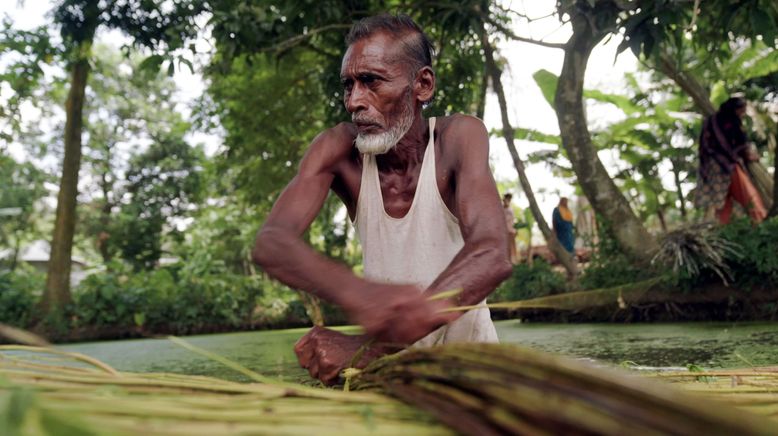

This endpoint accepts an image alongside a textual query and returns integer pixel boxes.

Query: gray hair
[345,13,435,77]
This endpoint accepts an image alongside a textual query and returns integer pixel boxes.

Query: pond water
[59,321,778,383]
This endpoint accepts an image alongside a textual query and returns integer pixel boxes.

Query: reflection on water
[60,321,778,382]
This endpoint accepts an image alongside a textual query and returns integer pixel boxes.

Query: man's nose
[344,84,367,113]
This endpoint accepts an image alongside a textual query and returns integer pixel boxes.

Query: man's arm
[253,124,456,342]
[424,116,513,305]
[251,125,368,308]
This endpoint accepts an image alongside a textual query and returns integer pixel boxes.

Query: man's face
[341,32,417,154]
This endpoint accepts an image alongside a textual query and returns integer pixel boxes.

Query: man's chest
[335,153,456,219]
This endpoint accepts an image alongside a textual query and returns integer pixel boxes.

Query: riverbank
[497,285,778,323]
[2,285,776,344]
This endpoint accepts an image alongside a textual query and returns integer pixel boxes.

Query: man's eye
[342,80,353,90]
[359,75,377,84]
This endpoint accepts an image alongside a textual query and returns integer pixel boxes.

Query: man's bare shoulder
[301,122,358,173]
[436,114,489,153]
[310,122,358,155]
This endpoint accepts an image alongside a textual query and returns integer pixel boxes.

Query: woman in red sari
[694,97,766,224]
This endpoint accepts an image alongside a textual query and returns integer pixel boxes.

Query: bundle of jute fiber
[0,345,452,436]
[348,343,778,436]
[2,334,777,436]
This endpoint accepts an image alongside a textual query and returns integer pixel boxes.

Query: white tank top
[354,117,498,346]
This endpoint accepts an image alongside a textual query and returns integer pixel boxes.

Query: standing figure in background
[552,197,575,254]
[502,193,518,264]
[694,97,766,224]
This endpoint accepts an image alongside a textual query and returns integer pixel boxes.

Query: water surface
[59,321,778,383]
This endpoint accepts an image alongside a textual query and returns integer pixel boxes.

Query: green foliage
[580,219,655,289]
[0,268,43,328]
[73,262,264,334]
[719,217,778,287]
[114,135,203,270]
[491,260,566,302]
[618,0,778,61]
[0,20,58,141]
[0,154,48,263]
[532,68,699,226]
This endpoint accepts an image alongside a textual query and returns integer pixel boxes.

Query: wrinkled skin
[252,29,512,384]
[293,326,391,385]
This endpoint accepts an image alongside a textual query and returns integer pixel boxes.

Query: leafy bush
[580,219,655,290]
[73,262,263,334]
[491,260,567,302]
[719,217,778,288]
[0,268,43,327]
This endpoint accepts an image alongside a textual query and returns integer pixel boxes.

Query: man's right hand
[346,283,460,345]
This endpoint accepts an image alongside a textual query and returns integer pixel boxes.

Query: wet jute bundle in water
[1,341,777,436]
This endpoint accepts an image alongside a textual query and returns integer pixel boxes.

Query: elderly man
[252,14,512,384]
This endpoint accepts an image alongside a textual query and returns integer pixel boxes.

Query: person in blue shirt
[552,197,575,253]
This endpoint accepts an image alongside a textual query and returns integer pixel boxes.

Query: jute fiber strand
[348,343,778,436]
[435,277,663,313]
[0,345,452,436]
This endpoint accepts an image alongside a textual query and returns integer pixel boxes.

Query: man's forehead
[340,32,406,76]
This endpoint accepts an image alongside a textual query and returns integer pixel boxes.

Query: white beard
[355,94,415,155]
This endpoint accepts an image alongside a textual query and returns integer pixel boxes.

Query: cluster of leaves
[0,154,48,264]
[618,0,778,61]
[529,68,700,227]
[579,218,656,290]
[718,216,778,288]
[0,268,43,328]
[72,263,263,334]
[491,259,567,302]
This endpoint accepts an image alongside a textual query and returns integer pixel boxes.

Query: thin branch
[301,41,340,59]
[687,0,701,31]
[484,16,567,49]
[495,4,558,23]
[260,24,352,54]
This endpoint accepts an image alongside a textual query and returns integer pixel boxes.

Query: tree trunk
[767,147,778,218]
[657,52,716,116]
[98,161,113,264]
[656,208,668,233]
[480,28,578,278]
[475,64,488,120]
[671,157,687,220]
[10,235,21,271]
[554,14,657,263]
[42,56,90,316]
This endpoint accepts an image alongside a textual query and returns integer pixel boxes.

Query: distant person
[552,197,574,253]
[502,193,518,263]
[694,97,766,224]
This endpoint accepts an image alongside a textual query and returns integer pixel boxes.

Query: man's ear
[415,66,435,105]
